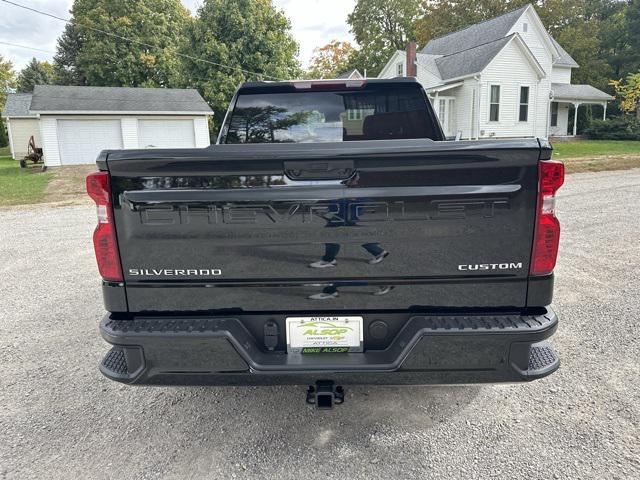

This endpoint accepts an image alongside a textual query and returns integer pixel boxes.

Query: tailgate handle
[284,160,355,180]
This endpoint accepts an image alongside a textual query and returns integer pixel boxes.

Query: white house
[378,4,613,139]
[2,85,213,166]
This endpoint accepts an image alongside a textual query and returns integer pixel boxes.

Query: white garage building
[4,85,213,166]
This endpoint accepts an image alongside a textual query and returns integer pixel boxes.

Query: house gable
[415,53,443,89]
[419,34,542,85]
[435,36,513,82]
[488,34,545,79]
[507,5,557,73]
[480,35,547,138]
[421,4,561,77]
[483,35,545,84]
[336,69,363,79]
[378,51,406,79]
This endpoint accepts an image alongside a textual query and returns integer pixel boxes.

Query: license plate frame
[285,316,363,353]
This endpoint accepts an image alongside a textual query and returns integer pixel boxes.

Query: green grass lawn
[0,152,52,206]
[552,140,640,158]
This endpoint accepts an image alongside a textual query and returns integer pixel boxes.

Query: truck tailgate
[105,139,544,312]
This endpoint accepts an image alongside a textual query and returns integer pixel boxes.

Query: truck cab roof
[237,77,421,94]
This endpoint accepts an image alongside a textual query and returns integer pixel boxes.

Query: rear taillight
[530,160,564,275]
[86,172,123,282]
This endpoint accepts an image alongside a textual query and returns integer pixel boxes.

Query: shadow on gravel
[156,383,481,441]
[132,384,482,475]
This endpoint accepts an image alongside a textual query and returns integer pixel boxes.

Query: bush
[0,117,8,148]
[584,116,640,140]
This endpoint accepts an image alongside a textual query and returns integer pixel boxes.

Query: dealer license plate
[286,316,363,353]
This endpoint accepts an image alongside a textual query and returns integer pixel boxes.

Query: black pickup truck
[88,78,564,408]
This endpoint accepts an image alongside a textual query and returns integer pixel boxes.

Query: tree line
[1,0,300,136]
[312,0,639,87]
[312,0,640,118]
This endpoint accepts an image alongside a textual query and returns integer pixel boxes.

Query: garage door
[57,120,123,165]
[138,119,195,148]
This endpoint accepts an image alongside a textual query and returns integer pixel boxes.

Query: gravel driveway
[1,169,639,479]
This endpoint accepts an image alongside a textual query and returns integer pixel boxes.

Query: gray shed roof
[552,84,613,102]
[29,85,213,114]
[422,5,529,56]
[434,35,513,80]
[2,93,36,118]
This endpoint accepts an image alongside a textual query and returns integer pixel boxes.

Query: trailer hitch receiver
[306,380,344,409]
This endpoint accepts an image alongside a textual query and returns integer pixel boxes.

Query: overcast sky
[0,0,356,71]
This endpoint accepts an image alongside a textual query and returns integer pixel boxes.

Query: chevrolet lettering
[136,198,511,226]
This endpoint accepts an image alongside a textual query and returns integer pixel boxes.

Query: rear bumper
[99,308,560,386]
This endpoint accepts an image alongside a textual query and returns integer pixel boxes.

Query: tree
[226,106,310,142]
[0,117,8,148]
[182,0,300,131]
[596,2,636,79]
[53,22,86,85]
[0,55,15,148]
[66,0,190,87]
[414,0,587,47]
[627,0,640,67]
[307,41,357,79]
[611,73,640,119]
[0,54,16,109]
[16,58,55,93]
[555,20,613,90]
[347,0,424,76]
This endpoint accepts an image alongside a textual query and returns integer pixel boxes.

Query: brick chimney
[406,41,417,77]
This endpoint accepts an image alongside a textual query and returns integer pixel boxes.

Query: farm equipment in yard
[20,136,44,170]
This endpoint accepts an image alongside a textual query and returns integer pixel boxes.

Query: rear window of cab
[222,85,441,143]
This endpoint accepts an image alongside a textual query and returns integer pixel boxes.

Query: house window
[439,99,446,121]
[551,102,559,127]
[396,63,404,76]
[519,86,530,122]
[489,85,500,122]
[471,89,476,137]
[347,109,363,121]
[523,22,528,32]
[448,98,455,133]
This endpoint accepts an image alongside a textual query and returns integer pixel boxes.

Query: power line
[0,41,56,54]
[0,41,222,89]
[1,0,281,81]
[0,52,267,97]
